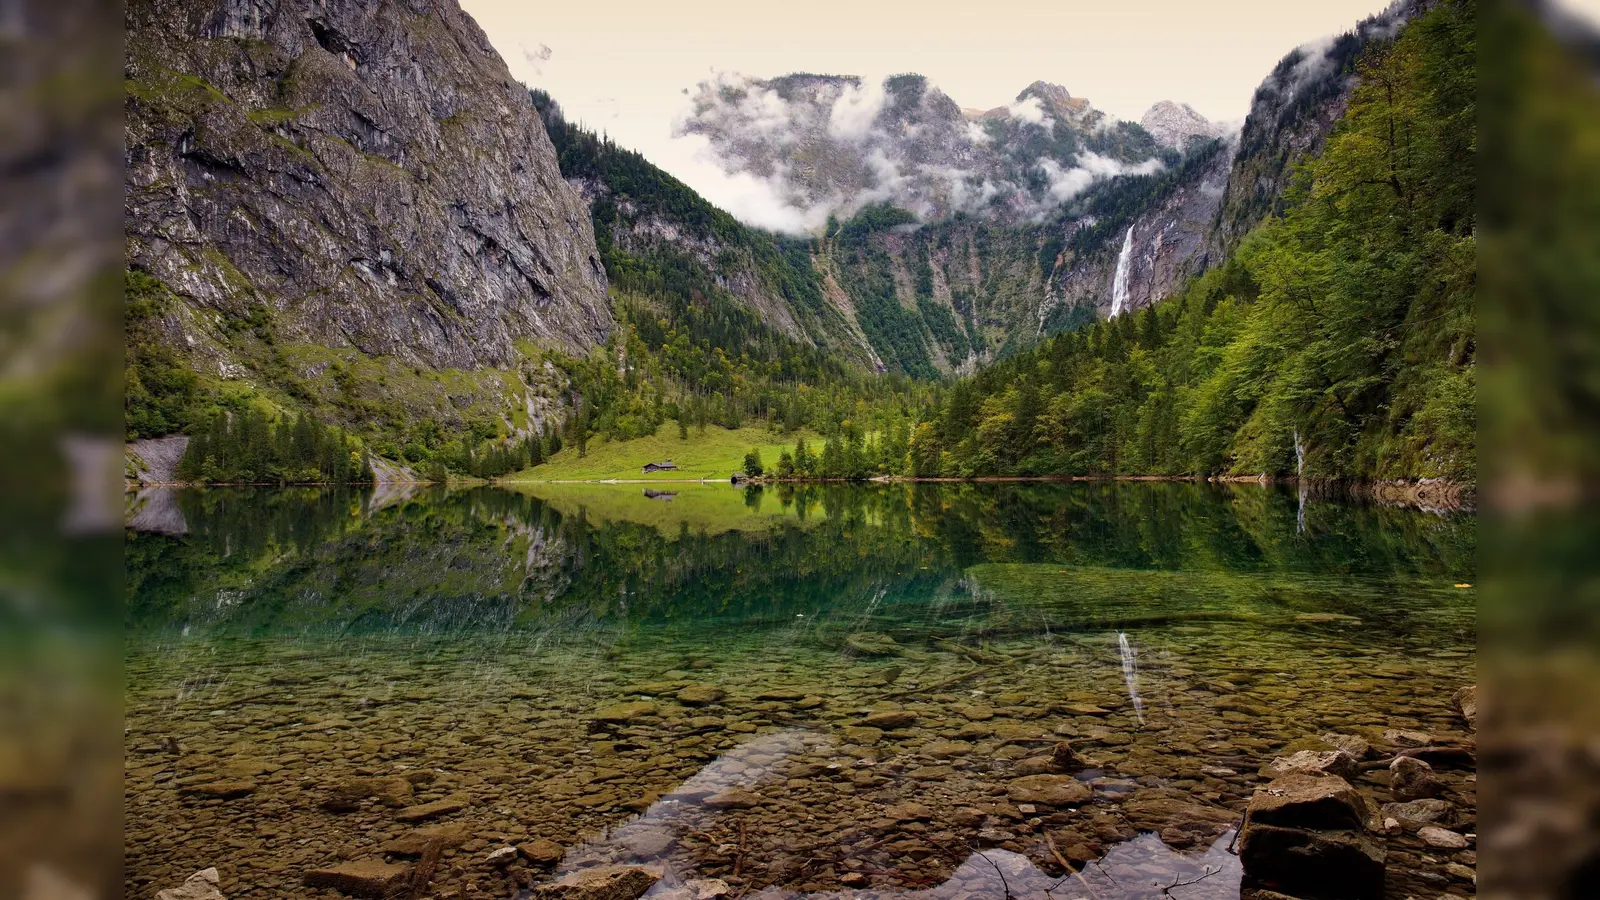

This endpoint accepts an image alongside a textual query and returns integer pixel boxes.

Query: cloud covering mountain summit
[670,73,1190,233]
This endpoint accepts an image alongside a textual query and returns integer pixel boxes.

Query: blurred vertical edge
[0,0,125,897]
[1481,0,1600,897]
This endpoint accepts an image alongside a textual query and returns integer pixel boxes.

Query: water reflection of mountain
[125,483,1474,638]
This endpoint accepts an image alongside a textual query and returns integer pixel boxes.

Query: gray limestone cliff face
[125,0,613,377]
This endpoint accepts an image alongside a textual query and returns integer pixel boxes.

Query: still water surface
[124,482,1476,899]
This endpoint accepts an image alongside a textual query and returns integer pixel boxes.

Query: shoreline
[126,474,1477,512]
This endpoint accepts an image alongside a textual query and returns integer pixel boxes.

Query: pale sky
[461,0,1394,208]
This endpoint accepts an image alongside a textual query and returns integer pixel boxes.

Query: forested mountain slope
[908,0,1474,482]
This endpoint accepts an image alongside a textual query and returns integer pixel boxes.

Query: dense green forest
[905,0,1475,482]
[175,409,375,484]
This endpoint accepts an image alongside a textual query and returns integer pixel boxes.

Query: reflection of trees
[125,483,1474,635]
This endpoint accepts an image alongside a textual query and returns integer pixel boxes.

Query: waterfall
[1117,632,1145,725]
[1109,226,1135,318]
[1293,428,1306,479]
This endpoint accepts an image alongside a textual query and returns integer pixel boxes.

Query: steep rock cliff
[125,0,612,432]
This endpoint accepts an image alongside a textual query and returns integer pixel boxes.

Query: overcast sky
[460,0,1394,207]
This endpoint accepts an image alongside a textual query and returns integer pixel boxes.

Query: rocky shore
[127,621,1476,900]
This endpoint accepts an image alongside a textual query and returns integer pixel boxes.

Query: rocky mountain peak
[1139,101,1227,149]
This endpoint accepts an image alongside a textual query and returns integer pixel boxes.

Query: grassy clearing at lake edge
[505,423,820,481]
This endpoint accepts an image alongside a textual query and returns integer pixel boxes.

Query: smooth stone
[518,839,565,866]
[533,865,662,900]
[859,711,917,729]
[1007,774,1091,806]
[182,780,256,799]
[886,801,933,821]
[620,828,675,857]
[486,846,519,867]
[1390,756,1444,801]
[379,823,471,855]
[595,702,660,723]
[1321,733,1372,759]
[841,726,884,744]
[676,685,726,705]
[1260,750,1358,781]
[1381,798,1456,830]
[704,788,761,809]
[845,633,901,656]
[923,740,972,758]
[323,775,414,811]
[1419,826,1469,849]
[157,868,224,900]
[395,796,467,822]
[1244,774,1369,832]
[303,859,412,899]
[1384,729,1434,748]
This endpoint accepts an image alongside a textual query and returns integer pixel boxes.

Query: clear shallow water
[124,482,1477,899]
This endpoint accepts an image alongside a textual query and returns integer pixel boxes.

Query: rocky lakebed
[128,624,1476,900]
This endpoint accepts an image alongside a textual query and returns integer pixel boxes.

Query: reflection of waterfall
[1109,226,1135,318]
[1294,428,1308,534]
[1118,632,1145,725]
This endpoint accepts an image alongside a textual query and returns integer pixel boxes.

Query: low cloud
[668,71,1173,234]
[1007,96,1049,125]
[827,79,888,142]
[519,42,552,75]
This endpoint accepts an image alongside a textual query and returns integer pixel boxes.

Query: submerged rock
[303,859,412,898]
[1007,774,1091,806]
[675,685,727,705]
[845,633,902,656]
[1049,741,1086,772]
[395,796,467,822]
[859,710,918,729]
[594,702,660,723]
[519,838,567,866]
[533,865,661,900]
[181,780,256,800]
[1320,732,1373,759]
[322,775,413,811]
[704,788,761,809]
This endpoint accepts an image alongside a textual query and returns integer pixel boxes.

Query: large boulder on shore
[1244,773,1370,831]
[1239,774,1384,899]
[1239,824,1386,899]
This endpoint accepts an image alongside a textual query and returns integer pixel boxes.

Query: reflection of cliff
[124,488,187,535]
